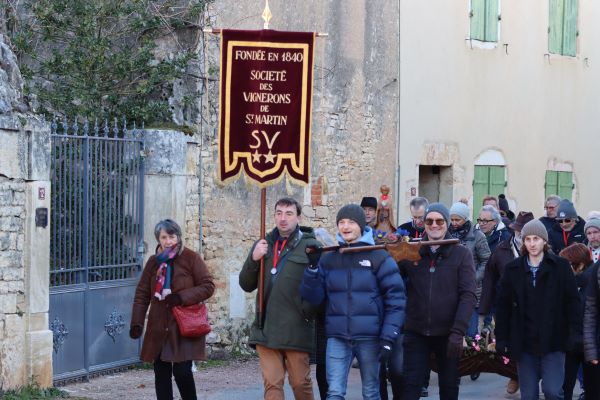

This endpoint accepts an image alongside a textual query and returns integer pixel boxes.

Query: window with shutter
[548,0,578,56]
[470,0,499,43]
[473,165,507,218]
[545,170,573,200]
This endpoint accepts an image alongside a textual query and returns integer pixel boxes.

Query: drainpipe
[394,0,402,226]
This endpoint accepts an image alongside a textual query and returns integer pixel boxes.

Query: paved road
[64,358,582,399]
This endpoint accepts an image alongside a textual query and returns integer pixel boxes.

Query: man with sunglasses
[540,195,561,232]
[477,205,511,253]
[548,199,586,254]
[399,203,476,400]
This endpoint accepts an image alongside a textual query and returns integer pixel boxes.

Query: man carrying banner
[239,197,321,400]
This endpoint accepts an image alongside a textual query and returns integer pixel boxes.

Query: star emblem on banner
[252,150,262,164]
[264,150,276,164]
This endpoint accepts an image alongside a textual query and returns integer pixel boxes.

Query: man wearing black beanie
[301,203,406,399]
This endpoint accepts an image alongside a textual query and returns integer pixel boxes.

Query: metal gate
[49,119,145,382]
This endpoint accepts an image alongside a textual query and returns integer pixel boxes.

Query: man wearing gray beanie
[398,202,476,399]
[495,219,580,400]
[548,199,586,253]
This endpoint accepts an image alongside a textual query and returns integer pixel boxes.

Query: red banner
[218,29,315,186]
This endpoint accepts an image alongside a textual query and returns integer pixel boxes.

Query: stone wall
[0,33,52,390]
[194,0,400,353]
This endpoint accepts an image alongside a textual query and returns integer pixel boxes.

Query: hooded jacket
[300,227,406,343]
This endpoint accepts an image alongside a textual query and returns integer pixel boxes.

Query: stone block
[0,314,26,389]
[0,293,17,313]
[143,129,188,175]
[26,329,53,388]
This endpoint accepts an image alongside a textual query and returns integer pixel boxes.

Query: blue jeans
[466,309,492,338]
[517,351,565,400]
[326,337,380,400]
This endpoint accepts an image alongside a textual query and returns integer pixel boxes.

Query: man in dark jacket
[495,220,581,400]
[239,197,321,400]
[301,204,406,400]
[477,205,511,253]
[539,195,561,232]
[583,262,600,399]
[398,197,429,240]
[479,211,534,395]
[399,203,477,400]
[548,199,586,254]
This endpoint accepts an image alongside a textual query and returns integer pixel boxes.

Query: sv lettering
[249,130,281,150]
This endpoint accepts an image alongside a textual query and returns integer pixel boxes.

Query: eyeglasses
[477,218,495,224]
[557,218,573,224]
[412,216,424,221]
[424,218,446,226]
[544,205,557,210]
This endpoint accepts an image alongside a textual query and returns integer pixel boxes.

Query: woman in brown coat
[130,219,215,400]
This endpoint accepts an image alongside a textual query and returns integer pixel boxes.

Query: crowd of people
[238,192,600,400]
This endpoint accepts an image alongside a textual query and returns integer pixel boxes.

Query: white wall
[399,0,600,220]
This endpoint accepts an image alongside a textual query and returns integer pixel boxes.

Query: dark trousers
[583,362,600,399]
[380,361,404,400]
[563,351,583,400]
[316,362,328,400]
[154,358,197,400]
[401,332,460,400]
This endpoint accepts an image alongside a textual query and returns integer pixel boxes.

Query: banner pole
[257,187,267,329]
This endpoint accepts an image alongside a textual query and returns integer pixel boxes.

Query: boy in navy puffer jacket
[301,204,406,400]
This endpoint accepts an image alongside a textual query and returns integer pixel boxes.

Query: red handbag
[172,303,211,337]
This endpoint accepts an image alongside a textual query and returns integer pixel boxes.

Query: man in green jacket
[239,197,321,400]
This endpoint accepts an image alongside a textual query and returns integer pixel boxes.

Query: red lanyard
[416,231,421,239]
[272,238,288,271]
[563,230,570,247]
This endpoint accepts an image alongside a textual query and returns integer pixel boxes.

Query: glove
[379,340,394,362]
[129,325,143,339]
[306,245,322,268]
[164,293,183,308]
[446,333,464,359]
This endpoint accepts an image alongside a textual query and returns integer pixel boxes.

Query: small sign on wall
[38,187,46,200]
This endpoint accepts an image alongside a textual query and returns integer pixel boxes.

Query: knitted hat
[360,196,378,209]
[424,202,450,226]
[498,194,510,213]
[557,199,577,219]
[336,204,367,233]
[584,218,600,234]
[521,219,548,242]
[509,211,534,232]
[449,202,470,221]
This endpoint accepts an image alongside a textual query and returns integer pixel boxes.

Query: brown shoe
[506,378,519,394]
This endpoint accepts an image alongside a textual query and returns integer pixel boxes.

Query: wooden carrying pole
[257,188,267,329]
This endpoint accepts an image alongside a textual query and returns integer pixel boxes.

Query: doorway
[418,165,453,205]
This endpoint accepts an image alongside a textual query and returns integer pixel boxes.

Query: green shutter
[485,0,499,42]
[549,0,565,54]
[471,0,486,41]
[489,166,506,198]
[473,166,490,219]
[545,170,559,198]
[557,171,574,200]
[473,166,506,219]
[563,0,578,56]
